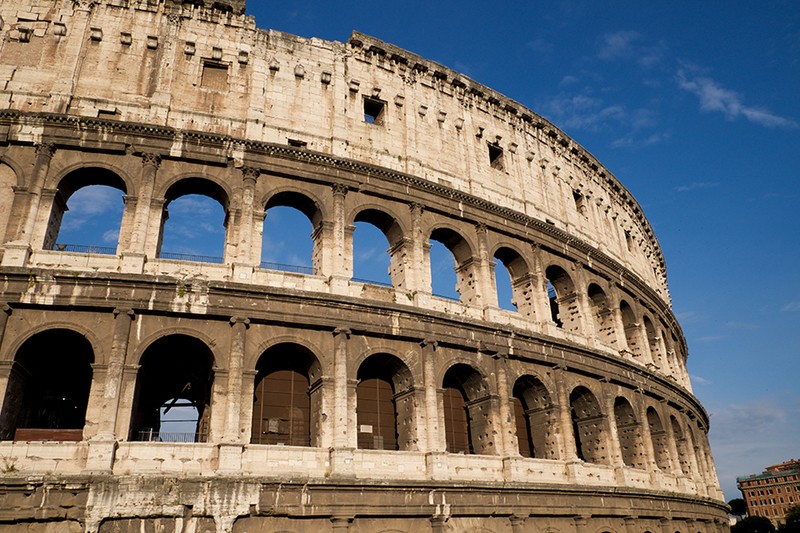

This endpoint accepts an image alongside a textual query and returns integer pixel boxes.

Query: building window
[201,61,228,90]
[488,142,504,170]
[363,97,385,125]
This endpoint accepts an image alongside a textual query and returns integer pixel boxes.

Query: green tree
[778,504,800,533]
[730,498,749,518]
[732,516,776,533]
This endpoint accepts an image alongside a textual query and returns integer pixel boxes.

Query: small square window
[201,61,228,90]
[488,143,504,170]
[288,139,307,149]
[363,97,385,125]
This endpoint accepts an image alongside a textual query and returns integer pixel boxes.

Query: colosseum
[0,1,728,532]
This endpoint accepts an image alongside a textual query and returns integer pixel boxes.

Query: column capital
[140,152,162,169]
[113,307,135,319]
[241,166,260,184]
[331,183,348,197]
[420,338,438,350]
[230,316,251,327]
[409,201,425,216]
[34,142,56,160]
[1,303,11,316]
[333,327,351,338]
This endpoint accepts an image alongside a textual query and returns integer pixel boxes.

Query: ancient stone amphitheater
[0,1,728,532]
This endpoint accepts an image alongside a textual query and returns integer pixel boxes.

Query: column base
[83,437,118,474]
[2,242,32,267]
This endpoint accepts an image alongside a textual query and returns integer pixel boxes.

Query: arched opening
[159,178,229,263]
[0,162,17,244]
[569,386,609,464]
[493,260,515,311]
[429,228,476,304]
[353,209,401,287]
[0,329,93,441]
[494,247,534,315]
[442,364,492,455]
[620,300,644,359]
[614,397,646,469]
[261,192,320,274]
[588,284,616,346]
[44,168,127,254]
[671,415,692,476]
[129,335,214,442]
[643,316,664,368]
[251,343,321,446]
[512,375,556,459]
[647,407,671,471]
[545,265,581,332]
[356,353,414,450]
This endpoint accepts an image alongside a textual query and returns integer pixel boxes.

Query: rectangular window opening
[573,190,587,215]
[488,143,504,170]
[288,138,308,149]
[201,61,229,91]
[363,97,385,125]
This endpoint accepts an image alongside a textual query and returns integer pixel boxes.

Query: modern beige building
[0,0,728,531]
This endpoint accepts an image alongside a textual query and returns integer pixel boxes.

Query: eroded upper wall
[0,0,670,302]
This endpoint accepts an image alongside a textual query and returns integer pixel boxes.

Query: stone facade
[0,1,727,532]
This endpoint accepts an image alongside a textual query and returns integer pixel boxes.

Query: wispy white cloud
[598,31,641,60]
[708,392,800,499]
[674,181,720,193]
[782,301,800,312]
[677,70,798,129]
[724,321,760,331]
[598,30,666,66]
[690,374,713,385]
[695,335,723,343]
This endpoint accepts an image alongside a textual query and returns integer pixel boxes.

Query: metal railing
[53,243,117,255]
[135,429,208,443]
[159,252,224,264]
[352,277,393,288]
[259,261,316,275]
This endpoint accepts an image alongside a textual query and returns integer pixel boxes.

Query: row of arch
[11,163,687,384]
[0,328,711,487]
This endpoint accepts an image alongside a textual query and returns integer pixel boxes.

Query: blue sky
[57,1,799,500]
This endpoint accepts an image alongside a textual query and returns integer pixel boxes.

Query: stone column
[218,317,249,472]
[83,308,135,472]
[239,369,258,446]
[599,381,626,476]
[530,244,552,324]
[122,153,160,272]
[224,317,249,442]
[475,223,495,310]
[658,402,681,476]
[573,264,595,338]
[623,517,638,533]
[329,328,355,477]
[332,327,351,449]
[114,364,141,440]
[409,203,428,296]
[235,167,259,267]
[430,517,448,533]
[555,366,578,462]
[493,353,515,457]
[0,304,13,407]
[635,394,659,477]
[611,304,630,357]
[3,143,56,266]
[421,339,442,452]
[638,321,655,367]
[331,184,350,279]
